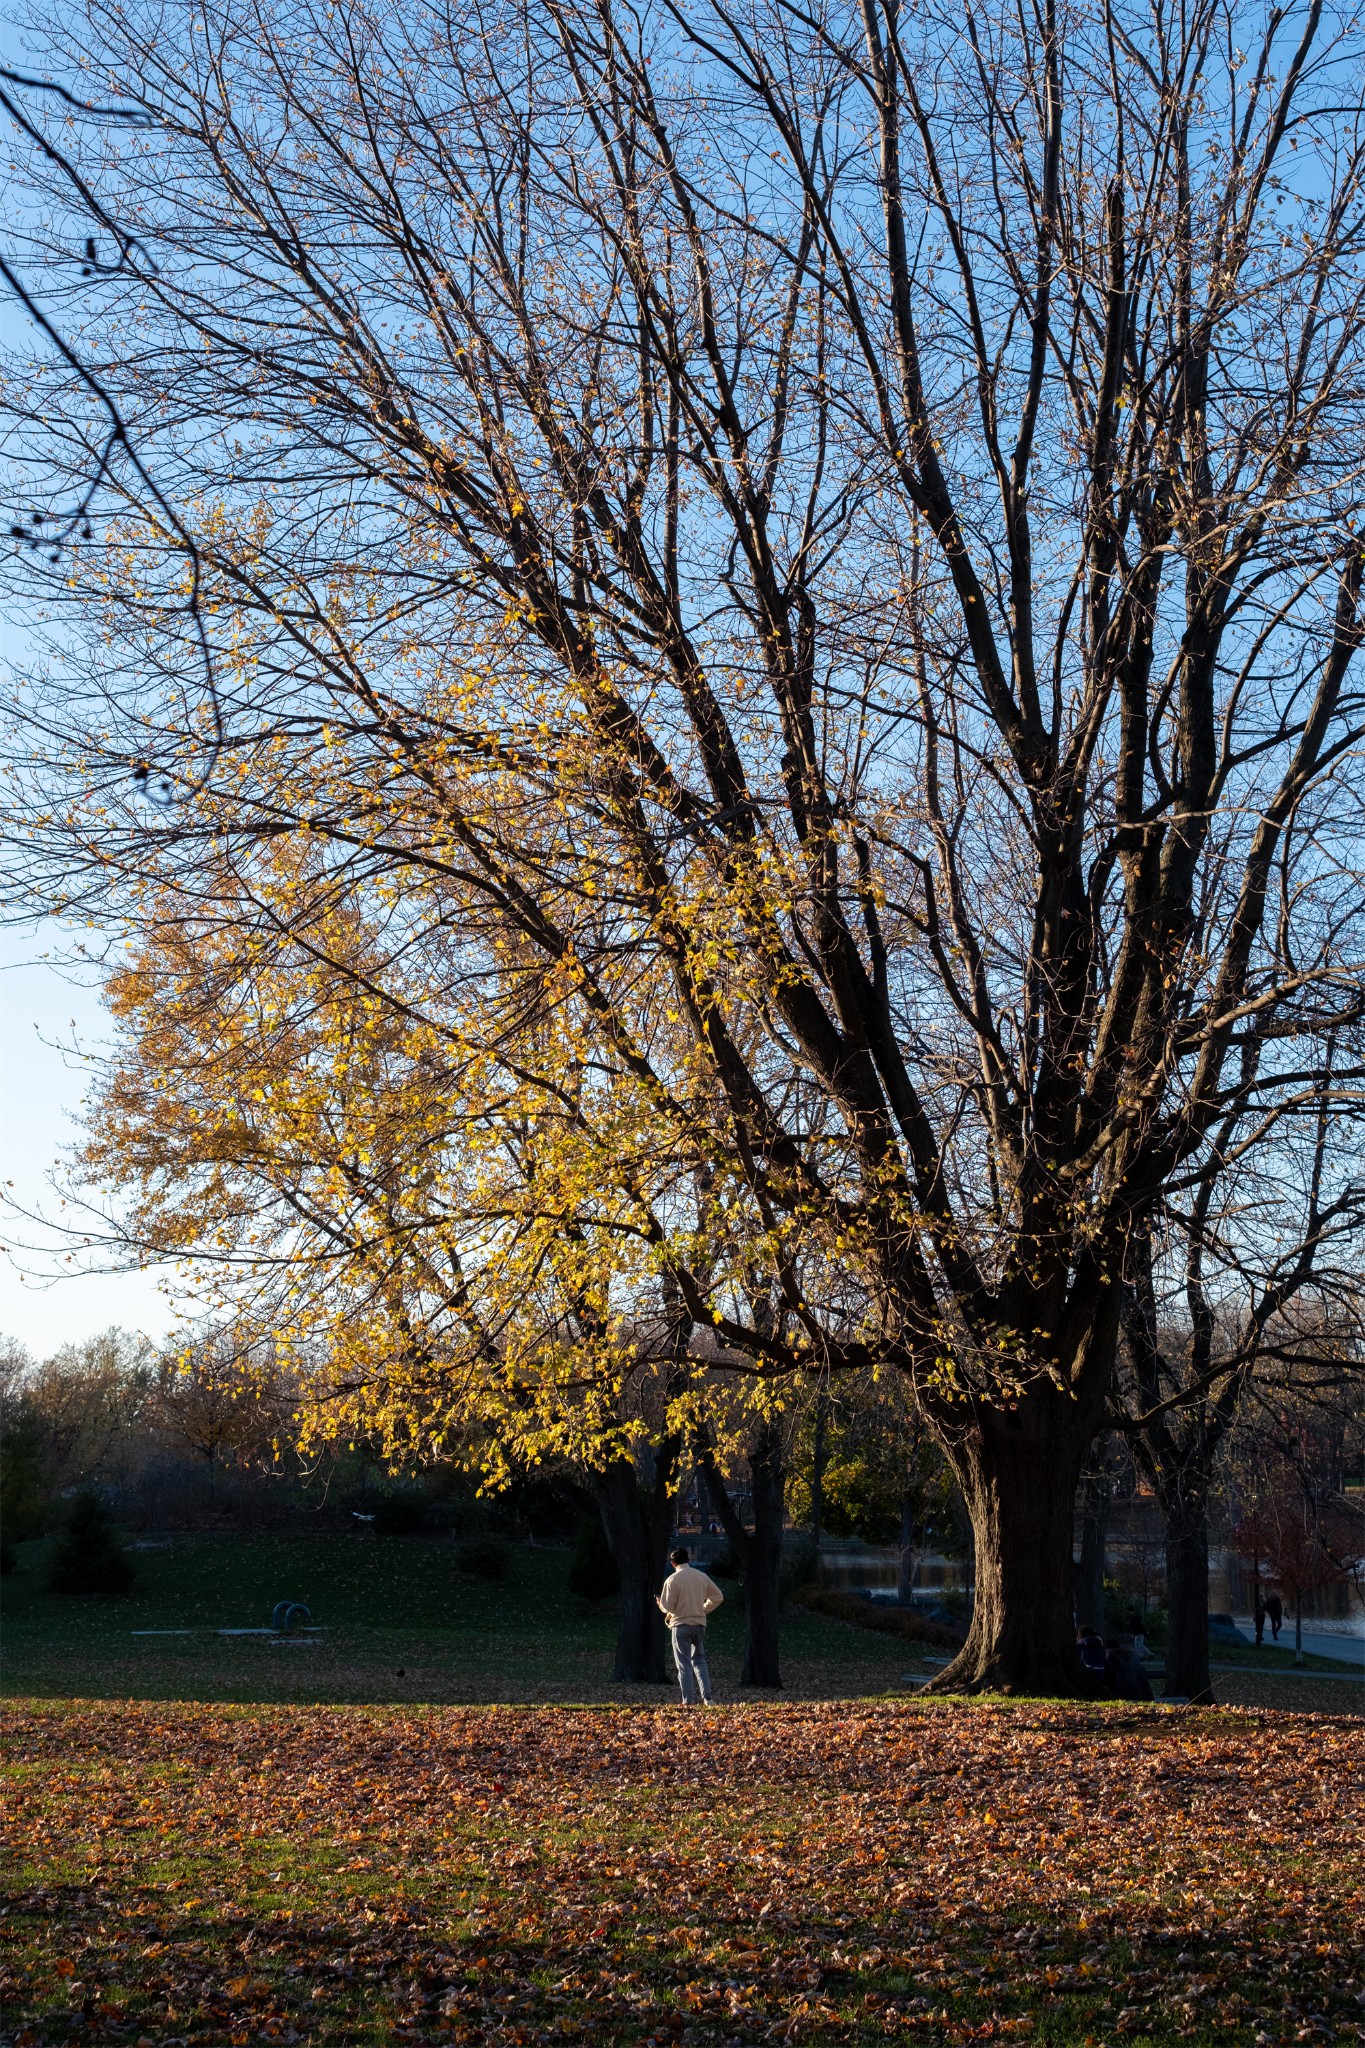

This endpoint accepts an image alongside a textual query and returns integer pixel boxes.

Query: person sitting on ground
[1077,1626,1107,1678]
[1104,1635,1154,1702]
[657,1547,724,1706]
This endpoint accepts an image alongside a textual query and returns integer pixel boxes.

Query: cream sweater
[657,1564,725,1628]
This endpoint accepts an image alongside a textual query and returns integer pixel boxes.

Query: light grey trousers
[671,1622,713,1703]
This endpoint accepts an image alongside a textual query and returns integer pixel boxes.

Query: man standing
[657,1547,724,1705]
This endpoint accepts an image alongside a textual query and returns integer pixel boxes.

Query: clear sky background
[0,919,181,1357]
[2,32,185,1358]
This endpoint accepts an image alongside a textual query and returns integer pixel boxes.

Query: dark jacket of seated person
[1104,1639,1154,1701]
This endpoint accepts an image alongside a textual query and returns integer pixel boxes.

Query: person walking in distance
[657,1547,724,1706]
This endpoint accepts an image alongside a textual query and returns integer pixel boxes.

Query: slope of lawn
[0,1532,923,1703]
[2,1531,1361,1713]
[2,1696,1362,2047]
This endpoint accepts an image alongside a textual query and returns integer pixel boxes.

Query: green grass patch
[0,1533,927,1705]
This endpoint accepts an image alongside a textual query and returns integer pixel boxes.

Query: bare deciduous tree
[1114,1057,1363,1699]
[5,0,1365,1690]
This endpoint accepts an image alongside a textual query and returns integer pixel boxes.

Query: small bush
[454,1536,509,1580]
[924,1587,973,1626]
[45,1492,136,1597]
[567,1514,620,1601]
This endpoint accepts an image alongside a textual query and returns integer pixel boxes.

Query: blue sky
[1,28,182,1356]
[0,915,181,1358]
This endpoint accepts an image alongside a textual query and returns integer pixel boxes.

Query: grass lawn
[1156,1639,1364,1717]
[2,1531,1360,1715]
[0,1534,924,1705]
[3,1696,1362,2048]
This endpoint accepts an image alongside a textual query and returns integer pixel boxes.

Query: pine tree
[45,1492,136,1597]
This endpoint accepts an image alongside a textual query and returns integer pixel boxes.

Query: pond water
[817,1547,971,1594]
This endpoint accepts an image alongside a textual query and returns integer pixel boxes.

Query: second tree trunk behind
[700,1418,786,1688]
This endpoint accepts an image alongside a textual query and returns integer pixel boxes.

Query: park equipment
[271,1600,312,1634]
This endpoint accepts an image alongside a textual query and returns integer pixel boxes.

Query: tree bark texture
[927,1393,1098,1695]
[1073,1461,1109,1633]
[1162,1487,1213,1702]
[739,1421,785,1688]
[701,1419,786,1688]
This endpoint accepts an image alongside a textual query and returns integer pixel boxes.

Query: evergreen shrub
[45,1492,136,1596]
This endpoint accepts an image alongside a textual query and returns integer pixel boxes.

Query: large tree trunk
[596,1452,677,1683]
[700,1419,786,1688]
[897,1493,917,1605]
[809,1393,828,1560]
[1073,1456,1109,1632]
[1161,1486,1213,1701]
[1121,1220,1233,1705]
[926,1392,1097,1695]
[740,1420,784,1688]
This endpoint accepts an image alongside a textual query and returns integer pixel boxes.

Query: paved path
[1208,1661,1364,1683]
[1230,1617,1364,1667]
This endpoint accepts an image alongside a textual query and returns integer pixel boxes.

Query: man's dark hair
[669,1546,689,1565]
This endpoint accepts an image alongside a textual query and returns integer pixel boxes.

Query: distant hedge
[791,1583,963,1648]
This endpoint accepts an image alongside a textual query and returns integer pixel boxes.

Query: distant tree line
[4,1315,1358,1695]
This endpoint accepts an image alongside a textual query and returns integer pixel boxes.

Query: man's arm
[701,1575,724,1613]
